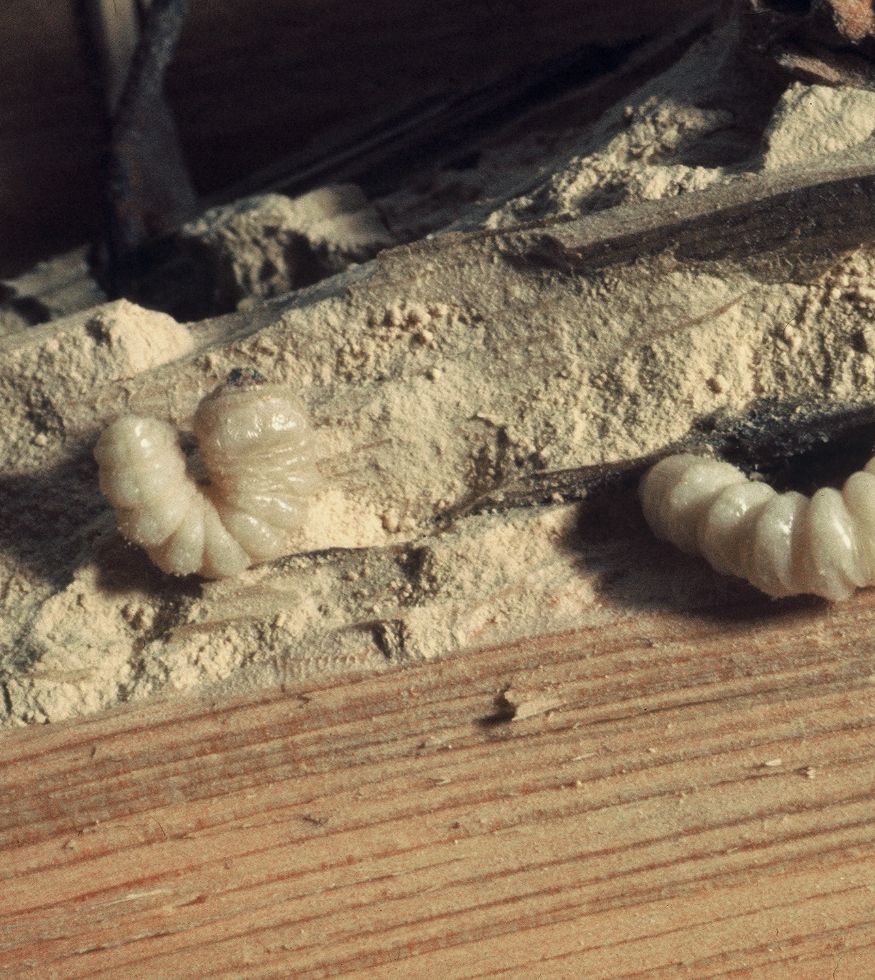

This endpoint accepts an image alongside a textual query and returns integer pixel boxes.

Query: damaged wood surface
[0,0,709,275]
[2,567,875,976]
[497,159,875,278]
[441,160,875,517]
[6,157,875,725]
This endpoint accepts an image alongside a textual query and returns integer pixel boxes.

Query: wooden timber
[2,548,874,976]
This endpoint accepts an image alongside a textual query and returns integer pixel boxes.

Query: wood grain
[2,577,875,976]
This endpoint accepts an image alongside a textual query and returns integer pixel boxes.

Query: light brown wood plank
[2,582,875,976]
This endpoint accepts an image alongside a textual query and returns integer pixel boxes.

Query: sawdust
[177,184,395,316]
[3,22,875,726]
[0,300,193,466]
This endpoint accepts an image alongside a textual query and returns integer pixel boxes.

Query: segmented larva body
[639,453,875,601]
[94,370,320,578]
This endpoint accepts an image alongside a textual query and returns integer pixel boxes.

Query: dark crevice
[1,682,12,717]
[758,0,813,14]
[696,399,875,495]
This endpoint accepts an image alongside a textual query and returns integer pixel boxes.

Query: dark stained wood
[0,0,711,275]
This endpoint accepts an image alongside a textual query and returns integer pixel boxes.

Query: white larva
[639,452,875,601]
[94,369,320,578]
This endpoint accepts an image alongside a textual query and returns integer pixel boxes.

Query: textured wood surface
[2,564,875,976]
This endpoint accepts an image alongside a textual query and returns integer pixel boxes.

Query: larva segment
[696,481,776,578]
[842,471,875,578]
[95,417,186,510]
[151,494,206,576]
[228,492,306,531]
[117,480,197,548]
[639,455,747,553]
[640,452,875,601]
[94,372,320,579]
[746,491,806,598]
[95,416,196,551]
[795,488,868,601]
[199,501,250,579]
[215,506,286,561]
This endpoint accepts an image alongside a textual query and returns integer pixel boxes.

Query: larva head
[194,372,315,465]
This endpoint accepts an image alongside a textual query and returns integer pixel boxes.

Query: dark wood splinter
[76,0,198,295]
